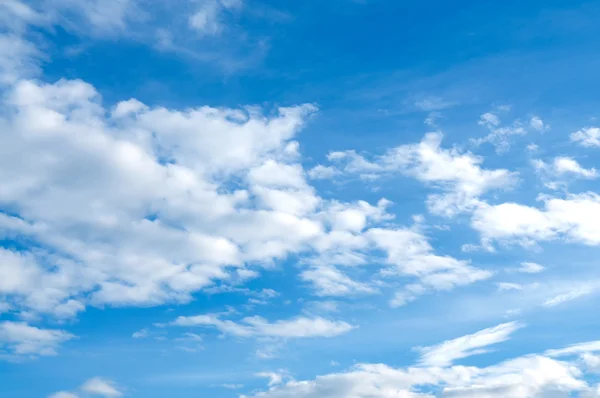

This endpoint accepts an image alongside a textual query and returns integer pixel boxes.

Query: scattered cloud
[325,132,516,216]
[571,127,600,148]
[473,112,531,153]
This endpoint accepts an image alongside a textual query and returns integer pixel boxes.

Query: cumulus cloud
[472,193,600,247]
[533,157,598,189]
[571,127,600,148]
[0,321,73,359]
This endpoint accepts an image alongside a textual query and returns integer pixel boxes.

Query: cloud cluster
[315,132,516,216]
[244,323,600,398]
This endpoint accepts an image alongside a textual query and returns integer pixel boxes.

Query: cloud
[0,321,74,359]
[416,322,523,367]
[543,287,594,307]
[571,127,600,148]
[472,193,600,247]
[414,96,455,111]
[81,377,122,397]
[517,262,545,273]
[530,116,548,131]
[368,228,492,304]
[473,112,530,153]
[132,328,149,339]
[300,266,376,297]
[242,325,600,398]
[533,157,598,188]
[256,371,289,387]
[307,165,340,180]
[170,314,355,339]
[243,356,586,398]
[51,377,122,398]
[325,132,516,216]
[546,341,600,358]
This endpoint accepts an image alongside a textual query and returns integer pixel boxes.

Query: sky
[1,0,600,397]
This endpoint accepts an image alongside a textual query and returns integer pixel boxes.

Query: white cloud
[517,262,545,273]
[326,133,516,216]
[473,112,528,153]
[81,377,122,397]
[243,325,600,398]
[171,314,355,339]
[546,341,600,358]
[256,371,288,387]
[533,157,598,185]
[368,228,492,304]
[0,321,74,358]
[571,127,600,148]
[530,116,547,131]
[543,287,594,308]
[300,266,376,297]
[416,322,523,367]
[243,355,587,398]
[307,165,340,180]
[472,193,600,247]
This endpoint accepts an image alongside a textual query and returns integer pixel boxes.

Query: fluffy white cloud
[472,193,600,247]
[571,127,600,148]
[171,314,355,339]
[0,321,73,358]
[416,322,523,367]
[533,157,598,188]
[517,262,545,273]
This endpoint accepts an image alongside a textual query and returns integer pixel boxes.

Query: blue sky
[2,0,600,397]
